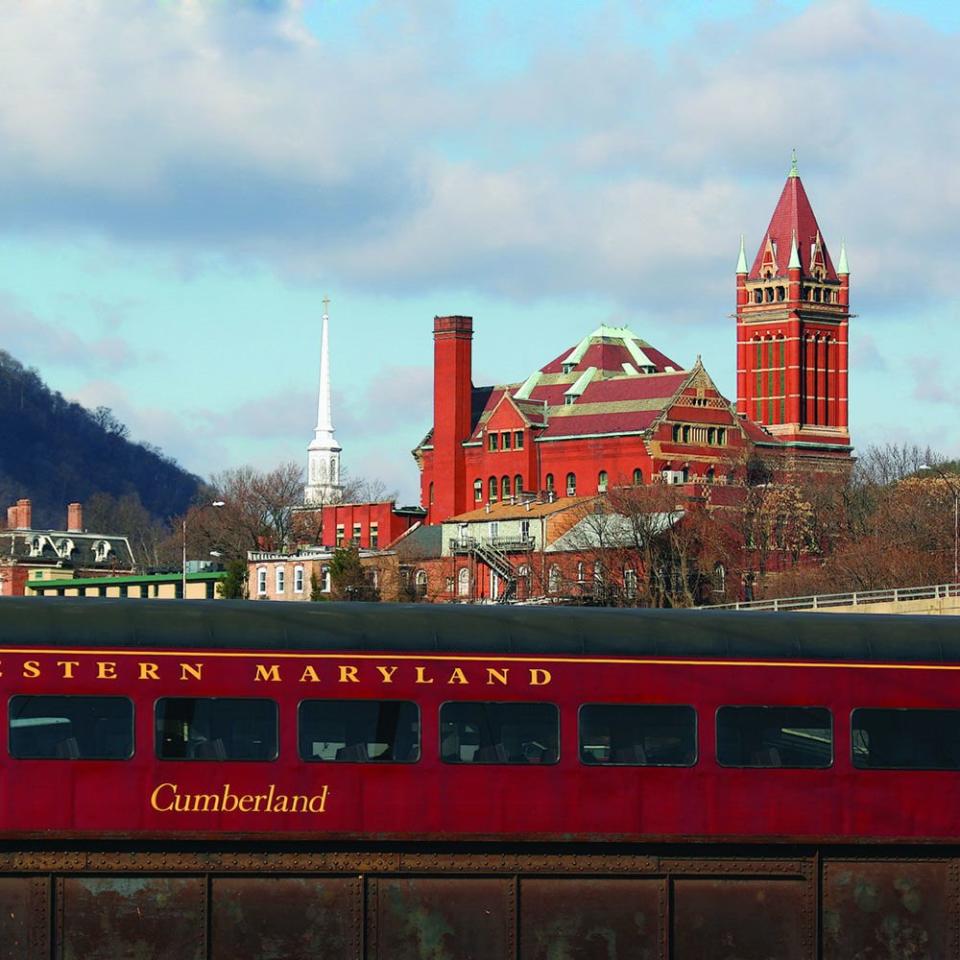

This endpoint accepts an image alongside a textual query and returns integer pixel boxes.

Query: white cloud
[0,0,955,317]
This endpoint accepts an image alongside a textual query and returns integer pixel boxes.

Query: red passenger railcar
[0,598,957,843]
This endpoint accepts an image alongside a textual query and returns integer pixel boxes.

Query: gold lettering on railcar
[4,655,553,687]
[149,783,329,815]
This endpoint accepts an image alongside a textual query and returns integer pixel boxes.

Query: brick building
[0,499,135,596]
[415,159,852,529]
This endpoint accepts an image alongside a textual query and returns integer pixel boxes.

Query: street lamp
[920,465,959,584]
[182,501,225,598]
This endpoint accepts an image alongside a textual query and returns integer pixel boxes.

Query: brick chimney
[431,315,473,524]
[6,505,17,529]
[67,502,83,533]
[16,499,31,530]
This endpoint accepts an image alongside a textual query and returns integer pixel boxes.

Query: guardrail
[707,582,960,612]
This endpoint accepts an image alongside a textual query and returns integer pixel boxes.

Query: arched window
[517,564,532,599]
[597,470,608,493]
[457,567,471,598]
[294,565,304,593]
[776,286,785,301]
[813,287,821,302]
[415,569,428,597]
[548,565,561,593]
[275,566,285,594]
[321,565,331,593]
[682,426,690,443]
[566,472,576,496]
[474,478,483,501]
[708,427,716,444]
[577,561,585,583]
[754,289,762,304]
[501,475,511,500]
[514,474,523,495]
[488,476,498,501]
[256,567,267,597]
[714,563,727,596]
[633,468,643,485]
[672,424,681,442]
[706,467,715,485]
[624,568,638,600]
[545,474,555,492]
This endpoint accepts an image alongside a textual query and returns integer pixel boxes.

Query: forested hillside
[0,350,201,528]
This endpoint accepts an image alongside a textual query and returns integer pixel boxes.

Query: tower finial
[788,148,799,178]
[837,238,849,275]
[736,233,747,274]
[788,230,801,270]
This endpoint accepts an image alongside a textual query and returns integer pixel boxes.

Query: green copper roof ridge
[736,233,747,273]
[788,230,801,270]
[837,238,849,275]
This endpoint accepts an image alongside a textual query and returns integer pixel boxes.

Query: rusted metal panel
[520,878,665,960]
[56,876,205,960]
[672,877,814,960]
[369,877,513,960]
[0,877,49,959]
[822,859,958,960]
[211,876,361,960]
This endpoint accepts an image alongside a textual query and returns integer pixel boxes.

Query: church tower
[736,152,850,453]
[304,297,343,505]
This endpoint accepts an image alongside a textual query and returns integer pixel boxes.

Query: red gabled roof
[541,410,662,438]
[578,372,688,404]
[749,173,837,281]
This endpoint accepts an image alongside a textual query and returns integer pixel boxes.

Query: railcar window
[579,705,696,766]
[440,702,559,764]
[9,696,133,760]
[155,698,277,761]
[298,700,420,763]
[852,709,960,770]
[716,706,832,768]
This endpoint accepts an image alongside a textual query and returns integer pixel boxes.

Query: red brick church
[415,156,852,526]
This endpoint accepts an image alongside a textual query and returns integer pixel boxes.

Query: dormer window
[564,395,575,406]
[562,363,575,374]
[93,540,112,563]
[29,536,43,558]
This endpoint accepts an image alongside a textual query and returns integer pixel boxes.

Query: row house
[0,499,134,597]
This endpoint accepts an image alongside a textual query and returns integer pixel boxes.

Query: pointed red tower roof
[749,153,837,281]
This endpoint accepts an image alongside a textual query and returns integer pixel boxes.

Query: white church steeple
[304,296,343,505]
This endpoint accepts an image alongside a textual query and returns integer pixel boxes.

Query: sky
[0,0,957,506]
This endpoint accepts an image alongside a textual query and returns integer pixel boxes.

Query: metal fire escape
[453,536,535,603]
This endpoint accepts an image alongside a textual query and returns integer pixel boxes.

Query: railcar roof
[0,599,956,663]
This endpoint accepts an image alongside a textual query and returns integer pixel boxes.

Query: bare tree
[171,462,306,563]
[83,492,173,569]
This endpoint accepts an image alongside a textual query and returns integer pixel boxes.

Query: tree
[329,543,378,601]
[175,462,306,564]
[83,492,174,569]
[217,559,249,599]
[90,406,129,439]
